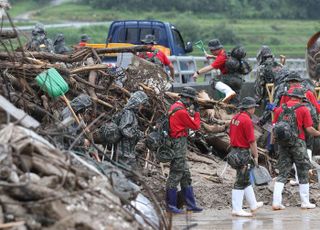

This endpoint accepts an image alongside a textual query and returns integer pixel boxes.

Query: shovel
[194,40,208,56]
[266,83,275,120]
[36,68,81,125]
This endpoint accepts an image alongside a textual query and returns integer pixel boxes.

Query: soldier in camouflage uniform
[166,87,202,213]
[26,23,54,53]
[116,91,148,170]
[229,97,263,217]
[254,46,283,105]
[53,33,70,54]
[272,88,320,210]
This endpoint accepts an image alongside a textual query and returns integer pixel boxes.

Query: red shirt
[139,48,171,66]
[169,101,200,138]
[78,42,87,47]
[211,49,228,74]
[279,83,320,114]
[273,100,313,140]
[229,112,255,148]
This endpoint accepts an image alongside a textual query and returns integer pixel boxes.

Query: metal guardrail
[168,56,307,84]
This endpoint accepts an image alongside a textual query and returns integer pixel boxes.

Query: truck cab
[106,20,193,56]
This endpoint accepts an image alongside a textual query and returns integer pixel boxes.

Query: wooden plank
[0,96,40,128]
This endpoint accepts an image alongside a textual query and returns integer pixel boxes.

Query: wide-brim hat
[141,34,157,45]
[238,97,259,109]
[208,39,223,51]
[179,87,197,100]
[80,34,91,42]
[285,71,303,82]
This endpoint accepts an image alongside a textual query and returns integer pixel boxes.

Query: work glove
[193,101,200,112]
[265,102,276,111]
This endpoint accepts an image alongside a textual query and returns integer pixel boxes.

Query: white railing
[169,56,307,84]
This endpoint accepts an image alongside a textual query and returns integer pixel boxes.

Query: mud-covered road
[173,207,320,230]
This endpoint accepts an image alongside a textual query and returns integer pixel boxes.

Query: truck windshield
[116,28,160,44]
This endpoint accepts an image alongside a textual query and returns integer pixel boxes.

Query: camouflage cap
[70,94,92,112]
[179,87,197,100]
[141,34,157,45]
[286,87,306,99]
[208,39,223,51]
[285,71,303,82]
[238,97,259,109]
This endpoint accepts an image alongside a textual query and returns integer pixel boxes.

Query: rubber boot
[289,163,299,186]
[182,186,203,212]
[215,81,236,103]
[244,185,263,212]
[299,183,316,209]
[166,188,184,214]
[272,182,285,210]
[232,189,253,217]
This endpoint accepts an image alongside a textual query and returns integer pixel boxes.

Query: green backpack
[273,103,303,146]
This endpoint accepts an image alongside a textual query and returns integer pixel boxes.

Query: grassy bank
[9,2,320,58]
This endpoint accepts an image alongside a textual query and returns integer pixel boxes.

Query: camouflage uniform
[26,23,54,53]
[232,148,252,189]
[276,139,311,184]
[166,137,192,188]
[53,33,70,54]
[254,46,283,105]
[116,91,148,169]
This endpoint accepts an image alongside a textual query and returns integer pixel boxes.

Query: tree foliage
[81,0,320,19]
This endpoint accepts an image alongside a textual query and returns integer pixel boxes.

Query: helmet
[141,34,157,45]
[80,34,91,42]
[286,88,306,99]
[179,87,197,99]
[256,45,274,64]
[54,33,65,44]
[70,94,92,113]
[285,71,302,82]
[230,46,246,60]
[208,39,223,51]
[34,23,45,34]
[225,57,240,73]
[238,97,259,109]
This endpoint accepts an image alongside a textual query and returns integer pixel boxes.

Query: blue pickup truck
[106,20,193,56]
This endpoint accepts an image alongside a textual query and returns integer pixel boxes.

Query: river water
[173,207,320,230]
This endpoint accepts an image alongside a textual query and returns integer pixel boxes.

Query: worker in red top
[279,71,320,114]
[228,97,263,217]
[139,34,175,80]
[278,71,320,186]
[272,88,320,210]
[166,87,202,214]
[193,39,236,103]
[79,34,91,47]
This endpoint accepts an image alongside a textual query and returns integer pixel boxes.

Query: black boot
[182,186,203,212]
[166,188,183,214]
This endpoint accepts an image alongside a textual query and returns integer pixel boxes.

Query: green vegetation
[8,1,320,58]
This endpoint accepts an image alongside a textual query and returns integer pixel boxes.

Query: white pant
[215,81,235,96]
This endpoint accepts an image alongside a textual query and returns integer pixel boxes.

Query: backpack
[140,49,163,66]
[146,106,183,162]
[226,46,251,75]
[100,111,125,144]
[273,103,303,145]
